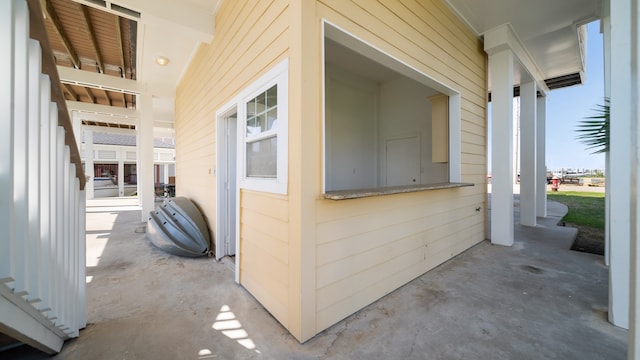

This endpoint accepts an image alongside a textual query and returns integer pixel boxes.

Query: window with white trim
[238,59,288,194]
[245,85,278,178]
[323,22,462,194]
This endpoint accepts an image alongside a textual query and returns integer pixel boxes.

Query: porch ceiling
[39,0,218,136]
[445,0,602,90]
[41,0,603,136]
[42,0,137,108]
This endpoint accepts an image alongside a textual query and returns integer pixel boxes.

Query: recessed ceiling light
[155,56,170,66]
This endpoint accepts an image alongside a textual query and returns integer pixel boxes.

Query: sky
[544,21,605,171]
[488,21,605,173]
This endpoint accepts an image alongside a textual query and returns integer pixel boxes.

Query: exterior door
[216,110,237,260]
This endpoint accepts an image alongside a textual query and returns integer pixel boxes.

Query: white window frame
[237,59,289,194]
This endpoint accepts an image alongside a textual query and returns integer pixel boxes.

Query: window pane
[246,98,256,117]
[267,85,277,107]
[257,113,266,132]
[246,85,278,137]
[267,108,278,130]
[246,136,277,178]
[247,116,259,136]
[256,92,266,113]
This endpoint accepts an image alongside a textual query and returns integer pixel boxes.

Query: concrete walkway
[7,196,626,359]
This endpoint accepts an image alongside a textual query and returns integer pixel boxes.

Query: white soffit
[445,0,601,83]
[67,101,137,118]
[58,66,144,95]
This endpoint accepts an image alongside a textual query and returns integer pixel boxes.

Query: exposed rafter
[77,111,137,126]
[74,0,214,42]
[83,87,95,104]
[79,3,104,74]
[114,17,126,79]
[40,0,182,140]
[81,122,136,132]
[102,90,111,106]
[62,83,78,101]
[43,0,80,68]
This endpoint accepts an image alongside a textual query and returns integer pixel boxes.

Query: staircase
[0,0,87,354]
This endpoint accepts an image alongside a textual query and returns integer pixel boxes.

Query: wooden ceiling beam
[103,90,111,106]
[83,87,95,104]
[114,17,126,79]
[43,0,80,69]
[57,66,143,94]
[79,4,105,74]
[62,83,78,101]
[66,101,137,119]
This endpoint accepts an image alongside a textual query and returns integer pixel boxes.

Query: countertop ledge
[323,182,475,200]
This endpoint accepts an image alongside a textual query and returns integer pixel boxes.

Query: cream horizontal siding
[316,222,483,331]
[175,0,293,331]
[239,192,290,324]
[316,192,484,264]
[461,130,485,147]
[317,220,483,301]
[463,121,487,139]
[462,153,486,165]
[313,0,487,334]
[399,0,482,60]
[461,165,488,176]
[240,191,290,322]
[462,142,486,156]
[321,1,484,95]
[462,110,486,129]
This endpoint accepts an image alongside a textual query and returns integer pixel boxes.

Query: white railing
[79,143,176,164]
[0,0,86,354]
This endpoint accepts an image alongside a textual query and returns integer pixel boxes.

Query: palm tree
[576,98,610,154]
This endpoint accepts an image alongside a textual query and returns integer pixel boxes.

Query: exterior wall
[176,0,486,343]
[175,0,297,335]
[311,0,487,334]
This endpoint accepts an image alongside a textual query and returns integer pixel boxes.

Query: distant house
[80,131,176,198]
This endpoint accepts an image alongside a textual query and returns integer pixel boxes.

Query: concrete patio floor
[7,193,627,359]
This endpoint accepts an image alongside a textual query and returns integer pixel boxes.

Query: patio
[7,194,626,359]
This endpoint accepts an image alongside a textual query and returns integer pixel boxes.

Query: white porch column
[163,164,169,184]
[137,92,154,222]
[117,149,124,197]
[609,0,631,331]
[519,81,537,226]
[513,98,520,184]
[84,128,94,199]
[621,0,640,355]
[603,0,612,268]
[535,95,547,217]
[490,49,515,246]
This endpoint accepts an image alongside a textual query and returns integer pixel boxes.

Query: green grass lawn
[546,191,605,255]
[546,191,605,229]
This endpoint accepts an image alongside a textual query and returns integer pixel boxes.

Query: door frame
[216,103,240,282]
